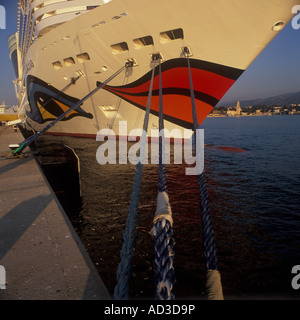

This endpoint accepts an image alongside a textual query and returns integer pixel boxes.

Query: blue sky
[0,1,299,106]
[0,0,18,105]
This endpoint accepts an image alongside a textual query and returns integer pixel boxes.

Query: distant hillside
[220,91,300,107]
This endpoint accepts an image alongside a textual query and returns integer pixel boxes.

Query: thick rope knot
[151,191,175,300]
[152,218,175,300]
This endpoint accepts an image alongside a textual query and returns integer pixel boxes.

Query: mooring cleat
[9,144,20,151]
[8,142,26,156]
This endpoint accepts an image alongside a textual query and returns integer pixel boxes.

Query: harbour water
[33,115,300,299]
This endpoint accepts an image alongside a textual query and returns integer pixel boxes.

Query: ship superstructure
[8,0,299,138]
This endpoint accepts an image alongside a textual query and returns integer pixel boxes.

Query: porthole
[159,28,184,43]
[133,35,154,49]
[52,61,62,70]
[272,21,285,32]
[63,57,75,66]
[111,42,129,54]
[77,52,90,63]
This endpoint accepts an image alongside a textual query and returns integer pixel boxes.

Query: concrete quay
[0,126,111,300]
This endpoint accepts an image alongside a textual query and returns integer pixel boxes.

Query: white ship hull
[11,0,298,138]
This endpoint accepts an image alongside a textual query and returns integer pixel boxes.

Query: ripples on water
[34,115,300,299]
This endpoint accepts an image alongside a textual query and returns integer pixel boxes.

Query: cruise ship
[7,0,299,139]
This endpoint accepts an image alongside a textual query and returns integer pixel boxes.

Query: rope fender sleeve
[153,191,173,227]
[206,270,224,300]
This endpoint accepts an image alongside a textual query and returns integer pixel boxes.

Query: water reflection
[33,116,300,299]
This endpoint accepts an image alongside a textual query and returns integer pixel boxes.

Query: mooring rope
[157,60,168,194]
[10,62,132,156]
[151,59,176,300]
[186,54,223,299]
[113,66,156,300]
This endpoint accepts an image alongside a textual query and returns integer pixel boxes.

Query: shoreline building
[0,101,18,122]
[236,100,241,115]
[227,100,241,116]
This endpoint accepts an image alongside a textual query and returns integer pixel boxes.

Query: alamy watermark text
[292,5,300,30]
[0,5,5,30]
[95,121,204,176]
